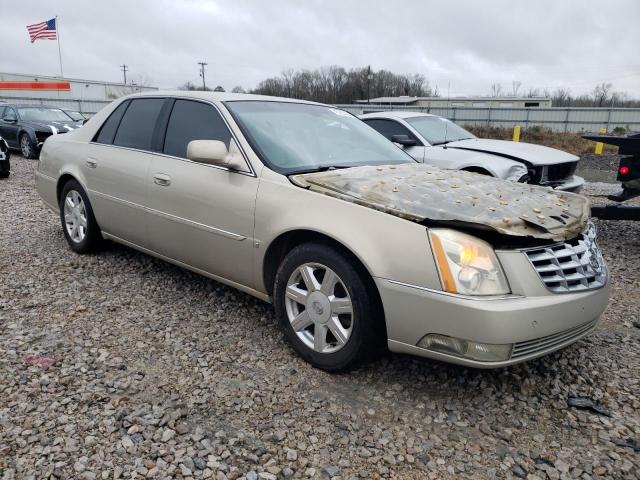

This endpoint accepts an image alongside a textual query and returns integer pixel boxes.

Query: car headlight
[428,229,510,295]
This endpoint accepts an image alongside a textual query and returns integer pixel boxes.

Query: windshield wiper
[432,137,474,146]
[288,165,353,175]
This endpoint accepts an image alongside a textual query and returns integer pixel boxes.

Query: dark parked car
[0,104,84,159]
[0,136,10,178]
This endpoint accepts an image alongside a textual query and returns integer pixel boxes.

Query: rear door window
[113,98,164,150]
[94,101,129,145]
[163,100,232,158]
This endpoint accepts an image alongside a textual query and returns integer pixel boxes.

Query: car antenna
[443,80,451,149]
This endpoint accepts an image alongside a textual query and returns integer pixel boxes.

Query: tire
[0,159,8,179]
[59,179,104,253]
[20,133,38,159]
[274,242,384,372]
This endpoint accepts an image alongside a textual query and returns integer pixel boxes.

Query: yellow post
[594,127,606,155]
[512,125,521,142]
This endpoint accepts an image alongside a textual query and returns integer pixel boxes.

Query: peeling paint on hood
[291,164,590,241]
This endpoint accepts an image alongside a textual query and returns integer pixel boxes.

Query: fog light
[417,334,512,362]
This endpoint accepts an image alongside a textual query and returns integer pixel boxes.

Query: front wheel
[20,133,37,159]
[59,180,104,253]
[274,243,384,372]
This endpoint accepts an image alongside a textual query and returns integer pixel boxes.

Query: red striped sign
[0,81,70,91]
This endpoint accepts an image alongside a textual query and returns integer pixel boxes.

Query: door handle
[86,158,97,168]
[153,173,171,186]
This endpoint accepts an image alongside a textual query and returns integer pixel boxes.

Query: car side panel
[254,168,442,294]
[145,155,258,289]
[83,144,151,247]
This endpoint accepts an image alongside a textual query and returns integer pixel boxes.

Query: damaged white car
[36,92,607,371]
[361,111,584,192]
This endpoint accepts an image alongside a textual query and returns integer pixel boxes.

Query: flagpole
[56,15,64,77]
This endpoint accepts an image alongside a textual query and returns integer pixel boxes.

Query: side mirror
[2,117,16,123]
[186,139,247,171]
[391,134,417,147]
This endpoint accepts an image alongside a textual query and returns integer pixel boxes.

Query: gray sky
[2,0,639,97]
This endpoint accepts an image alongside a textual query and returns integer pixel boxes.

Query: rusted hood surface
[291,164,590,241]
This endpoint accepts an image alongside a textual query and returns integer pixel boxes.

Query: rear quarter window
[94,101,129,145]
[112,98,165,151]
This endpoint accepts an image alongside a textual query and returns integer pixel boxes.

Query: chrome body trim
[385,279,524,301]
[521,223,608,294]
[89,190,246,241]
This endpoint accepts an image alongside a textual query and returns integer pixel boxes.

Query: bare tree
[511,80,522,96]
[250,65,436,103]
[231,86,246,93]
[525,87,541,98]
[592,82,613,107]
[551,87,571,107]
[490,83,503,97]
[129,73,154,87]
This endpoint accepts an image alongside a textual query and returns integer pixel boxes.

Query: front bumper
[376,276,609,368]
[549,174,584,192]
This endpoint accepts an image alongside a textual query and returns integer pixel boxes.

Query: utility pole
[198,62,208,90]
[120,64,128,85]
[367,65,372,104]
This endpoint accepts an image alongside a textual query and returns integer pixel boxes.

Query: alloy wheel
[284,263,354,353]
[20,135,31,158]
[63,190,88,243]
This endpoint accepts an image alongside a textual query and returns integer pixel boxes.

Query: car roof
[122,90,326,106]
[360,111,437,120]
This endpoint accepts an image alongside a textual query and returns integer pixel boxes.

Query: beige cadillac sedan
[36,92,609,371]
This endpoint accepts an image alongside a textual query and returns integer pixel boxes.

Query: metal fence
[4,95,640,132]
[336,104,640,133]
[0,95,111,114]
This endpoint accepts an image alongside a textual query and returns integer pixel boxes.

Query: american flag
[27,18,57,43]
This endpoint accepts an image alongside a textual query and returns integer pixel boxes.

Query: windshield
[18,107,75,123]
[406,116,475,145]
[225,101,414,174]
[65,110,85,121]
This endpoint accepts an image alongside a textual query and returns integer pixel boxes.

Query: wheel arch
[264,229,371,292]
[264,228,388,338]
[18,127,37,144]
[461,165,495,177]
[56,172,90,204]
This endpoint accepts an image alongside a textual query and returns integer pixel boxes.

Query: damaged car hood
[291,164,589,241]
[445,138,579,166]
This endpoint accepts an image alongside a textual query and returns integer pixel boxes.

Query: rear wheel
[274,243,384,371]
[59,180,103,253]
[20,133,37,159]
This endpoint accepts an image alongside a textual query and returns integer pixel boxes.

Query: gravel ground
[1,156,639,480]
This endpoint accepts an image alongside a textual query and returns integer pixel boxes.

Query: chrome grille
[511,320,597,359]
[523,223,607,293]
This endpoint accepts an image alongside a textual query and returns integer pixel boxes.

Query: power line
[120,64,128,85]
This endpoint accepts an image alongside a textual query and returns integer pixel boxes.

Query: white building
[0,72,158,113]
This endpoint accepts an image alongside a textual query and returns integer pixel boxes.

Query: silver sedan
[36,92,608,371]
